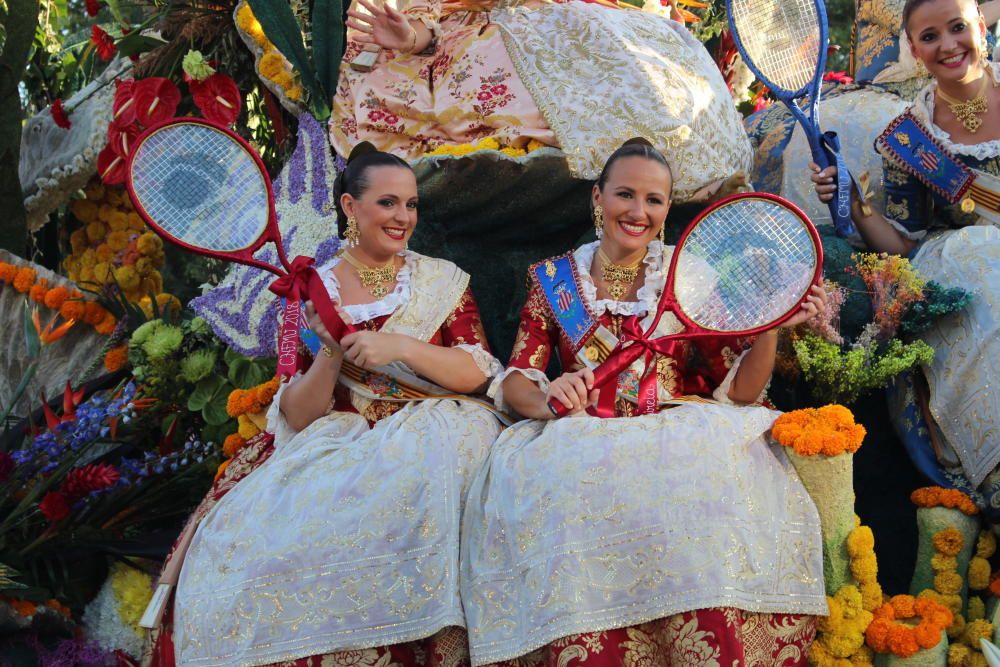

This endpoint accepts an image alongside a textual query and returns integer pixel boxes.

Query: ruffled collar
[317,250,414,323]
[910,62,1000,160]
[573,240,667,316]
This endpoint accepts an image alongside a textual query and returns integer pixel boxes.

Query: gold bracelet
[321,344,337,358]
[403,28,417,53]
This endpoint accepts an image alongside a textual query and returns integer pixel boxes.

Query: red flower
[107,124,140,157]
[383,113,399,125]
[132,77,181,127]
[90,25,117,62]
[50,99,71,129]
[62,463,120,499]
[823,71,854,84]
[367,109,385,122]
[85,0,101,16]
[477,91,492,101]
[111,79,137,129]
[190,73,242,126]
[40,492,71,522]
[490,84,508,96]
[97,142,127,185]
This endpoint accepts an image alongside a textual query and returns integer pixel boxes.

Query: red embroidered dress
[150,253,502,667]
[461,241,827,665]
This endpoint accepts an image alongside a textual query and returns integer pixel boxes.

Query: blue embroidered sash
[532,254,599,352]
[875,112,974,204]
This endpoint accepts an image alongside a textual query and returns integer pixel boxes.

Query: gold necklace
[936,75,990,133]
[340,251,397,298]
[597,248,644,301]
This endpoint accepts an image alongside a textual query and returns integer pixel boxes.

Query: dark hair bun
[347,141,378,164]
[621,137,654,148]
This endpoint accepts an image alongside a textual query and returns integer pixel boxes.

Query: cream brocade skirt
[911,225,1000,487]
[174,400,502,667]
[460,402,828,664]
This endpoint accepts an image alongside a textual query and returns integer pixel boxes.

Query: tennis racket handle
[545,364,616,418]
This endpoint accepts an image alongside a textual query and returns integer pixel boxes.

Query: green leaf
[228,358,269,389]
[115,32,165,58]
[245,0,328,115]
[311,0,344,109]
[0,563,27,590]
[187,376,224,411]
[103,0,125,25]
[202,393,233,426]
[223,347,243,366]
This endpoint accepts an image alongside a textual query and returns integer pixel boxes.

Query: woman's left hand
[779,283,827,329]
[341,331,412,369]
[346,0,416,52]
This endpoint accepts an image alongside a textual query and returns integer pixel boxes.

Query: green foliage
[312,0,344,112]
[793,333,935,405]
[128,314,275,445]
[901,281,974,336]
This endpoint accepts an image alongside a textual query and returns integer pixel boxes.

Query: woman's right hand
[305,300,350,355]
[544,368,598,417]
[346,0,417,52]
[809,162,840,203]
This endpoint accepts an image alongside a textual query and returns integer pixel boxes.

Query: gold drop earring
[593,204,604,239]
[344,216,360,247]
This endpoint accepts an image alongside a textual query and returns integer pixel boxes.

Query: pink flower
[367,109,386,122]
[477,91,492,101]
[490,84,508,96]
[51,99,71,129]
[382,113,399,125]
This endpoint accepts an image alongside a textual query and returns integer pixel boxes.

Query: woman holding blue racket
[460,140,829,665]
[167,145,506,666]
[812,0,1000,521]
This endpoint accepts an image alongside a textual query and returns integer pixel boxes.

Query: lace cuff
[454,343,503,381]
[884,216,927,241]
[265,374,302,447]
[712,349,769,406]
[489,367,550,413]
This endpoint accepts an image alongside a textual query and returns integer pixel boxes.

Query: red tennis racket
[549,192,823,417]
[125,118,353,377]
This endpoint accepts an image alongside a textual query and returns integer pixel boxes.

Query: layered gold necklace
[597,248,645,301]
[936,74,991,134]
[340,251,397,298]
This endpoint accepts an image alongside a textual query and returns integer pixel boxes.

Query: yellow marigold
[237,414,260,439]
[270,70,294,90]
[104,188,127,207]
[70,199,99,223]
[107,230,132,252]
[948,643,972,665]
[968,654,990,667]
[83,180,105,200]
[526,139,547,152]
[851,554,878,583]
[108,210,130,232]
[259,50,289,80]
[236,3,268,46]
[127,212,145,232]
[86,221,107,242]
[818,595,843,634]
[477,137,501,150]
[104,345,129,372]
[942,595,963,616]
[285,86,303,102]
[976,531,996,559]
[135,257,154,276]
[962,619,993,645]
[79,248,97,268]
[934,570,963,595]
[933,528,965,556]
[847,526,875,557]
[911,487,979,515]
[95,244,115,262]
[860,581,883,611]
[92,261,114,284]
[931,554,958,572]
[969,556,990,590]
[967,595,985,621]
[136,232,162,255]
[139,293,181,319]
[849,645,874,666]
[500,147,527,157]
[69,228,89,253]
[12,267,36,293]
[114,265,141,291]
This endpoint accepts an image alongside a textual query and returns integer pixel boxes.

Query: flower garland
[810,520,882,666]
[922,527,969,643]
[82,562,153,658]
[911,486,980,516]
[771,404,867,457]
[234,2,305,106]
[221,376,281,460]
[423,136,549,158]
[865,595,952,658]
[0,261,116,336]
[64,180,167,305]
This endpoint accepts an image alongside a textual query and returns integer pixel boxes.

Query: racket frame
[126,117,292,276]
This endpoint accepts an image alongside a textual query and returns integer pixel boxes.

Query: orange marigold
[29,278,48,304]
[9,599,37,617]
[60,299,86,322]
[910,487,979,515]
[890,595,916,618]
[83,301,106,325]
[932,528,964,557]
[214,458,231,481]
[226,389,246,418]
[223,433,247,457]
[43,286,70,310]
[104,345,129,372]
[866,596,950,656]
[12,267,36,293]
[94,313,117,335]
[0,262,16,283]
[771,405,866,457]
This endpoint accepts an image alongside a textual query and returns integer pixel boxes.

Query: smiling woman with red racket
[459,139,829,665]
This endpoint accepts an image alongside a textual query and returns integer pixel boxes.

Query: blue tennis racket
[727,0,856,236]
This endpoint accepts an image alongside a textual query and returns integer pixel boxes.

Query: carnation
[142,324,184,360]
[130,319,163,346]
[180,349,217,383]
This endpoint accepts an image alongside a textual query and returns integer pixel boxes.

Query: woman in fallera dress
[460,140,830,666]
[812,0,1000,519]
[163,145,504,666]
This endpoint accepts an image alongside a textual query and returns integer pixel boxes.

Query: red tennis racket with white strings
[126,118,353,377]
[549,192,823,417]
